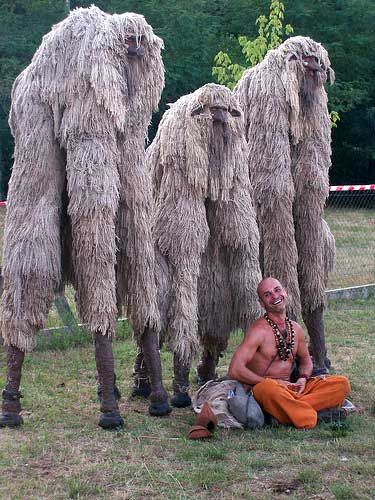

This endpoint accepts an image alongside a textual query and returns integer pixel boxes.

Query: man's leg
[298,376,350,411]
[253,378,317,429]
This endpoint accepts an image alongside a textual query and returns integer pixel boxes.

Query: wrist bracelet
[298,374,310,380]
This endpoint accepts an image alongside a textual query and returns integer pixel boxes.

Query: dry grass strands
[235,36,335,317]
[149,83,262,363]
[1,6,164,351]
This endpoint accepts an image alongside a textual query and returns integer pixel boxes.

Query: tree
[0,0,66,197]
[212,0,293,89]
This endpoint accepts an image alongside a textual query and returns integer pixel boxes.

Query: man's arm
[228,324,265,385]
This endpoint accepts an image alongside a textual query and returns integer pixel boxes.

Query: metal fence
[325,185,375,290]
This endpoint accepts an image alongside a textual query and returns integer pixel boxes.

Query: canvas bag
[227,381,264,429]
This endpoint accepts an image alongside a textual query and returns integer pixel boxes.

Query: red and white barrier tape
[0,184,374,206]
[330,184,375,192]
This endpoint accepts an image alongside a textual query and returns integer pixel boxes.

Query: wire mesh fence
[0,187,374,293]
[325,186,375,290]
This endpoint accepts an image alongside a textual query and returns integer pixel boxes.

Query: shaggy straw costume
[133,84,262,406]
[234,36,335,370]
[0,6,170,429]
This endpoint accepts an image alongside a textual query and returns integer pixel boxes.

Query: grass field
[325,207,375,289]
[0,296,374,499]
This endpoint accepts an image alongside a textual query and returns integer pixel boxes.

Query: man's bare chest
[258,330,298,361]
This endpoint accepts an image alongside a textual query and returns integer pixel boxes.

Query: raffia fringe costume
[234,36,336,320]
[1,6,164,351]
[148,83,262,364]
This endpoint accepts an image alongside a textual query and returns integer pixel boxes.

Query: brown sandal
[187,402,217,439]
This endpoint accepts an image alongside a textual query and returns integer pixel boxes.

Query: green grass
[325,207,375,288]
[0,296,374,499]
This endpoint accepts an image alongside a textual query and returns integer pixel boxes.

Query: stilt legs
[131,344,151,398]
[0,345,25,427]
[171,353,192,407]
[196,349,217,385]
[303,306,330,375]
[141,326,171,416]
[94,332,124,429]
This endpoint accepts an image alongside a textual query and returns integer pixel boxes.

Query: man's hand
[275,379,291,387]
[275,378,307,394]
[290,377,307,395]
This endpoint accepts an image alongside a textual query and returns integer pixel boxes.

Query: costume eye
[191,105,205,117]
[125,35,145,46]
[230,108,241,117]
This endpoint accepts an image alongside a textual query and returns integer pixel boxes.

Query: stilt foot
[171,393,192,408]
[311,365,330,377]
[0,413,23,428]
[148,401,172,417]
[98,411,124,430]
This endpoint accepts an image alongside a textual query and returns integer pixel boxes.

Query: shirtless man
[228,277,350,429]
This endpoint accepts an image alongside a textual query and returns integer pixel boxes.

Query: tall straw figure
[234,36,335,372]
[0,6,171,429]
[132,84,262,406]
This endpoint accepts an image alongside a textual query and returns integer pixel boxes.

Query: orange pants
[253,376,350,429]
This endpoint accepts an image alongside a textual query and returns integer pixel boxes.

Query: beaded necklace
[264,313,295,361]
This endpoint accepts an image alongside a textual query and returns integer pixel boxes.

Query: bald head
[257,277,283,297]
[257,277,287,314]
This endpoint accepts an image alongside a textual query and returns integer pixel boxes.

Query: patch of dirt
[271,479,300,495]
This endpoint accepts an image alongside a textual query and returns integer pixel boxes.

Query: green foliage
[330,110,340,129]
[212,51,245,90]
[296,468,321,485]
[213,0,293,89]
[0,0,66,196]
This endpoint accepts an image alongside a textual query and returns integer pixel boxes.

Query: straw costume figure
[132,84,262,406]
[0,6,171,430]
[234,36,335,372]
